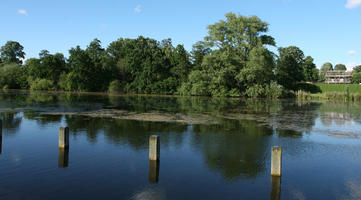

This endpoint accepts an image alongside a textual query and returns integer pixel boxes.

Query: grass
[296,83,361,102]
[315,83,361,94]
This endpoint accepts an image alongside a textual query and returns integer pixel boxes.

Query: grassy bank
[297,83,361,101]
[315,83,361,94]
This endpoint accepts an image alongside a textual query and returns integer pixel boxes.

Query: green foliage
[29,78,55,90]
[353,65,361,73]
[0,14,326,100]
[296,83,321,93]
[334,64,347,71]
[352,72,361,84]
[0,41,25,65]
[26,52,67,83]
[108,80,123,93]
[319,62,333,82]
[0,63,28,89]
[303,56,318,82]
[275,46,305,90]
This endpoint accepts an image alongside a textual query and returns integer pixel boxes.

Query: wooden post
[149,160,160,183]
[149,135,159,161]
[59,127,69,149]
[271,146,282,176]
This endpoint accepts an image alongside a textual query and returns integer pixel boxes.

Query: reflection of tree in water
[191,119,273,180]
[0,112,22,135]
[319,102,361,126]
[271,102,320,134]
[23,111,62,125]
[64,115,186,149]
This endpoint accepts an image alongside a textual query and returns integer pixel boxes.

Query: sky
[0,0,360,70]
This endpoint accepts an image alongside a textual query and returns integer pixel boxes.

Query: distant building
[325,70,352,84]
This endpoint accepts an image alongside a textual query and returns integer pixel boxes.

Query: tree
[0,63,28,89]
[190,41,211,69]
[319,62,333,82]
[352,72,361,84]
[26,51,66,85]
[334,64,347,71]
[303,56,318,82]
[275,46,305,90]
[237,47,275,88]
[0,41,25,65]
[353,65,361,73]
[182,12,276,97]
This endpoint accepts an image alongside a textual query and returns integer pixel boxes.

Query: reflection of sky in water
[306,117,361,145]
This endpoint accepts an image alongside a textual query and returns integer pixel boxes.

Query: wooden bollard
[149,135,160,161]
[271,146,282,176]
[59,127,69,149]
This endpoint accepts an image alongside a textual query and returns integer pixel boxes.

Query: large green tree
[353,65,361,73]
[319,62,333,82]
[334,64,347,71]
[303,56,318,82]
[182,12,276,97]
[275,46,305,90]
[0,41,25,65]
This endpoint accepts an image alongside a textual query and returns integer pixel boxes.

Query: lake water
[1,91,361,200]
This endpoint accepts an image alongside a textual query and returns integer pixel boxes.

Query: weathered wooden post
[58,148,69,168]
[59,127,69,149]
[149,135,160,161]
[149,160,160,183]
[271,146,282,176]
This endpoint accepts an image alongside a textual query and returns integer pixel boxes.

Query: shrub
[265,81,284,99]
[108,80,123,93]
[29,78,54,90]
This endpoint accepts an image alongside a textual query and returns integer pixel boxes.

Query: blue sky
[0,0,360,70]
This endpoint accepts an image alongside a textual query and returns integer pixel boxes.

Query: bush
[245,84,265,98]
[352,72,361,84]
[265,81,284,99]
[29,78,54,90]
[108,80,123,93]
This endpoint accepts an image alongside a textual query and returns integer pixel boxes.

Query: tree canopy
[0,12,325,98]
[334,64,347,71]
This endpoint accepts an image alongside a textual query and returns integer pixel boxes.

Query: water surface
[0,91,361,200]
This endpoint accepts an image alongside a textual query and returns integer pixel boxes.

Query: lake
[0,90,361,200]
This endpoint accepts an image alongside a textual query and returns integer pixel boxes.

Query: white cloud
[348,50,357,55]
[17,9,28,15]
[345,0,361,9]
[134,5,142,13]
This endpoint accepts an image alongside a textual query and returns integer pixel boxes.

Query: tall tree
[0,41,25,65]
[275,46,305,90]
[303,56,318,82]
[353,65,361,73]
[190,41,211,69]
[334,64,347,71]
[319,62,333,82]
[183,12,276,97]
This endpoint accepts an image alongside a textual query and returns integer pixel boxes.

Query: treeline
[0,13,323,98]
